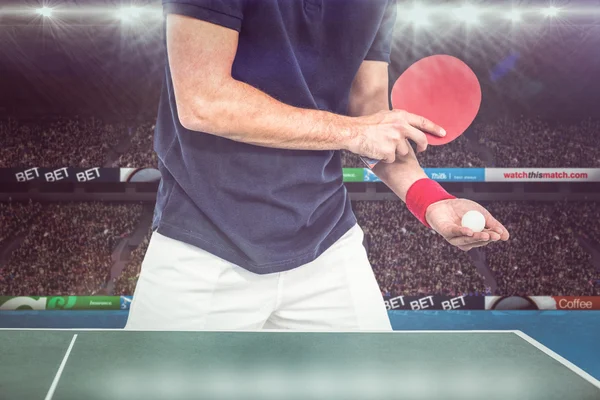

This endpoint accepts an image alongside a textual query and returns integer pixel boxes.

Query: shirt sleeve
[162,0,245,32]
[365,0,397,63]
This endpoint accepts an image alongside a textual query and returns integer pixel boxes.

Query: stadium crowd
[0,118,126,168]
[484,201,598,297]
[115,123,158,168]
[1,200,598,298]
[0,202,142,296]
[353,201,481,297]
[474,118,600,168]
[1,117,600,169]
[114,231,151,296]
[0,200,42,244]
[354,201,599,298]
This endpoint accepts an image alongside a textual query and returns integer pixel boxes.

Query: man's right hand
[346,110,446,163]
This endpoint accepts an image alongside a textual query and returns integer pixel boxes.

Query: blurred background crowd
[1,200,598,298]
[0,201,142,296]
[1,117,600,169]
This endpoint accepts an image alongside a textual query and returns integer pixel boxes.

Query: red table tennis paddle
[362,54,482,169]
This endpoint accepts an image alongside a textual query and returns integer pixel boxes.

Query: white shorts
[125,224,391,331]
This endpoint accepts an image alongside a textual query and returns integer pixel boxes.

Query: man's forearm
[178,78,357,152]
[372,154,428,202]
[350,90,427,202]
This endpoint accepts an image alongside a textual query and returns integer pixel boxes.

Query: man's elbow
[176,97,215,132]
[177,106,202,131]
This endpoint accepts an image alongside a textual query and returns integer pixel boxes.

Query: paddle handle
[359,141,418,169]
[361,157,379,169]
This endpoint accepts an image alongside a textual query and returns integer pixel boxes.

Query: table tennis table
[1,329,598,400]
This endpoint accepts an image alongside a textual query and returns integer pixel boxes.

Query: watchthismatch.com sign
[384,295,486,311]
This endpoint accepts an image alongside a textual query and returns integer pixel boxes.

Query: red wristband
[406,178,456,228]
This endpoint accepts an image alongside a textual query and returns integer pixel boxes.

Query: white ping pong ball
[461,210,485,232]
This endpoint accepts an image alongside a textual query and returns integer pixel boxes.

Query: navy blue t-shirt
[154,0,397,274]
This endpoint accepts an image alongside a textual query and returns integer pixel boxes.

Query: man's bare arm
[168,14,358,151]
[166,14,444,161]
[348,61,428,202]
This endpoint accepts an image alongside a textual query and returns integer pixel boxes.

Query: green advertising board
[0,296,120,310]
[0,296,47,310]
[46,296,120,310]
[342,168,364,182]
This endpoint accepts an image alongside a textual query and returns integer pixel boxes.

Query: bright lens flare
[36,6,53,17]
[117,6,141,22]
[542,6,559,17]
[454,5,480,24]
[407,5,431,26]
[507,10,522,22]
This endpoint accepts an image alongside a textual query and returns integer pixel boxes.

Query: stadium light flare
[507,10,522,22]
[117,6,141,22]
[406,4,431,27]
[542,6,560,17]
[35,6,53,18]
[454,5,480,25]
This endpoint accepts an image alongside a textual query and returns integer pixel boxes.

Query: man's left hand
[425,198,510,251]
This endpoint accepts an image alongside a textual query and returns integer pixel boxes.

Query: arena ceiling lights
[0,2,597,26]
[398,2,587,27]
[542,6,561,18]
[35,6,53,18]
[0,3,162,23]
[116,6,142,23]
[453,4,481,25]
[405,4,431,27]
[506,10,523,23]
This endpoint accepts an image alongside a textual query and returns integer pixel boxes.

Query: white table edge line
[513,331,600,389]
[0,328,523,334]
[44,333,78,400]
